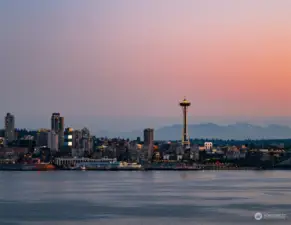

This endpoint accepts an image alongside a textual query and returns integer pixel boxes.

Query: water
[0,170,291,225]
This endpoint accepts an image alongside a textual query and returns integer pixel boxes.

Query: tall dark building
[144,128,154,161]
[144,128,154,146]
[64,127,73,147]
[62,127,74,155]
[81,127,93,153]
[50,113,64,149]
[36,129,49,147]
[72,129,82,149]
[58,116,64,147]
[5,113,15,144]
[51,113,60,132]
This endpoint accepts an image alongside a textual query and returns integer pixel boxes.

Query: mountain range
[95,123,291,140]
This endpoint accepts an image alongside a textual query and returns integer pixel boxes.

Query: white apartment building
[204,142,213,150]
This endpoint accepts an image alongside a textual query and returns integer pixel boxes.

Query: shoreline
[0,167,282,171]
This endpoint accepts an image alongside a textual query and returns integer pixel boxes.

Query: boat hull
[0,164,56,171]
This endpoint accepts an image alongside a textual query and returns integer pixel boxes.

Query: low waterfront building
[0,147,29,159]
[0,158,14,164]
[54,157,117,166]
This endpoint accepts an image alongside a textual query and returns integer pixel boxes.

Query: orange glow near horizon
[1,0,291,118]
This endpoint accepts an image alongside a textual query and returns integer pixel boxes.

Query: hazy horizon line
[6,121,291,133]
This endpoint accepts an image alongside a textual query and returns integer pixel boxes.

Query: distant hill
[95,123,291,140]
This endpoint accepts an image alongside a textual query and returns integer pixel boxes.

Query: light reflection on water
[0,171,291,225]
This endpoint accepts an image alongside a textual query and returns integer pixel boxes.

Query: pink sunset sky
[1,0,291,130]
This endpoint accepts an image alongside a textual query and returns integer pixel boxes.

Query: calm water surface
[0,171,291,225]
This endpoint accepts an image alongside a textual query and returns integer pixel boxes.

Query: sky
[1,0,291,131]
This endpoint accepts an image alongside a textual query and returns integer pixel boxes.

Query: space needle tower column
[179,97,191,149]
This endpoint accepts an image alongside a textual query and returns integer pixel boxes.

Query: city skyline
[1,2,291,224]
[2,113,291,133]
[1,0,291,129]
[2,112,291,140]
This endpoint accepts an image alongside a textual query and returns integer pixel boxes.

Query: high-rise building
[64,127,74,148]
[144,128,154,146]
[81,127,93,153]
[48,130,58,151]
[72,129,82,149]
[51,113,60,131]
[36,129,49,147]
[4,113,15,143]
[63,127,75,155]
[144,128,154,160]
[58,116,64,147]
[50,113,64,149]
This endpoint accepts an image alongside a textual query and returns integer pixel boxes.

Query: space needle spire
[179,97,191,149]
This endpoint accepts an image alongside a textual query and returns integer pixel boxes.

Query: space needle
[179,97,191,149]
